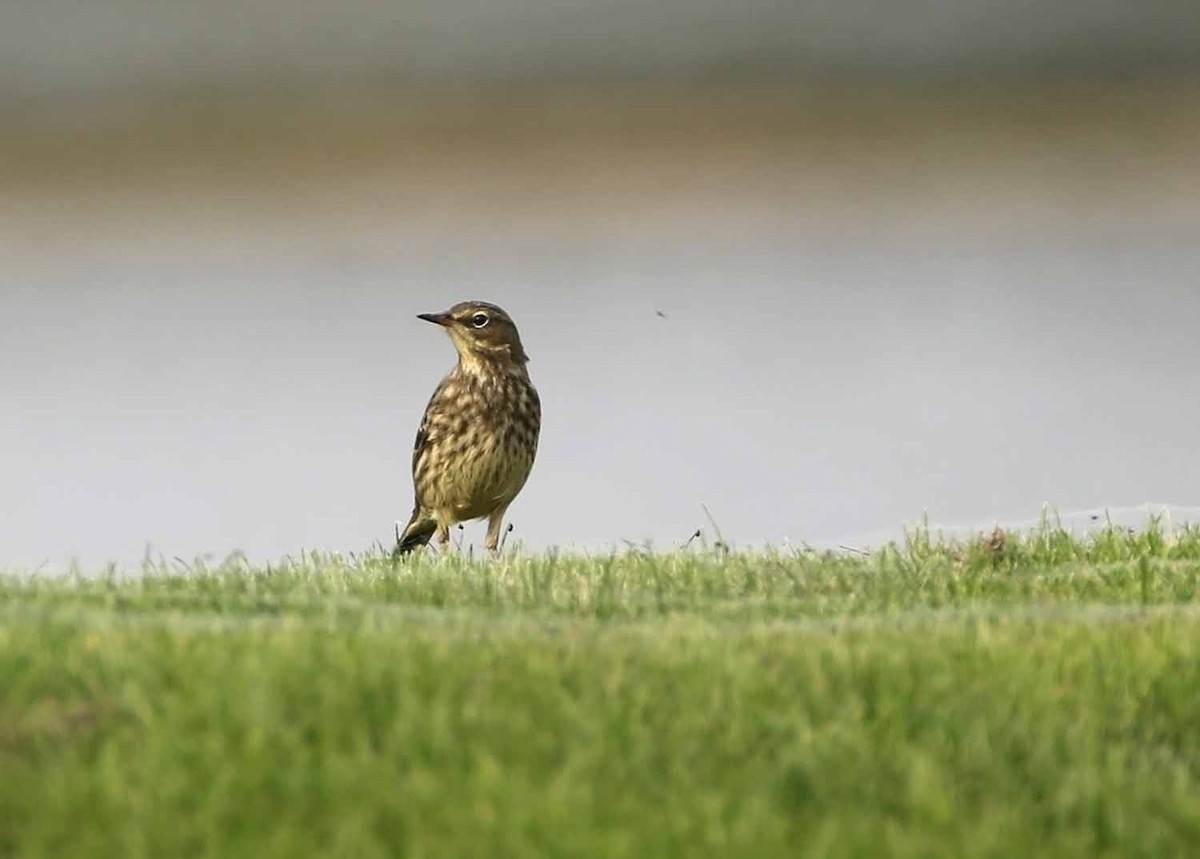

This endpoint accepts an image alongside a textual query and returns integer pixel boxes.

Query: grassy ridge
[3,525,1200,858]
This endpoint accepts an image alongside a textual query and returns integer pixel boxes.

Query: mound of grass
[2,522,1200,858]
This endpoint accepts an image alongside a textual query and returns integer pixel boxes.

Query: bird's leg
[435,523,451,550]
[485,505,511,555]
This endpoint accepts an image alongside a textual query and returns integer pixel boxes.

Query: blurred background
[3,1,1199,569]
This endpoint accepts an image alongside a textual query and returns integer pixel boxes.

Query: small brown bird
[395,301,541,556]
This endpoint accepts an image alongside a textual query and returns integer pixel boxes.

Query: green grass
[4,522,1200,858]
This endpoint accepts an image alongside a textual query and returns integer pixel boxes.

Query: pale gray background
[2,1,1199,569]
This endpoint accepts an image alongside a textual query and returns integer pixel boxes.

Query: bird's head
[418,301,529,366]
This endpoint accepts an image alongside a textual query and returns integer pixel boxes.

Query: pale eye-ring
[471,312,490,328]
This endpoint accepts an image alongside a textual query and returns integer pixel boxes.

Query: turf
[3,522,1200,858]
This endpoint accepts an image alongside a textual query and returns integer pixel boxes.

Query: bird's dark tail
[394,510,437,557]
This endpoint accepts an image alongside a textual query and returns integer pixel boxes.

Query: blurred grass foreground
[4,523,1200,857]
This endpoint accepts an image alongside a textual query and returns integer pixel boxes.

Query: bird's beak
[417,312,452,327]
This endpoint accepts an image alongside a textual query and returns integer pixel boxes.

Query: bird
[394,301,541,556]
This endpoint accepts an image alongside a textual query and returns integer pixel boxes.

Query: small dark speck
[655,309,667,318]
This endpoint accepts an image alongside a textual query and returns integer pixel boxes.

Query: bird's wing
[411,374,452,476]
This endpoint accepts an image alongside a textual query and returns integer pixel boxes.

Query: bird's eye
[471,312,490,328]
